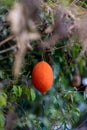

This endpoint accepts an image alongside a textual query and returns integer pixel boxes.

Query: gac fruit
[32,61,54,93]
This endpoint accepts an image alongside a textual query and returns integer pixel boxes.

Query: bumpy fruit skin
[32,61,54,93]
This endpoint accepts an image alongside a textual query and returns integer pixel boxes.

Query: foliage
[0,0,87,130]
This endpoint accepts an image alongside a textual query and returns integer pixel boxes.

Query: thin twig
[70,0,79,6]
[45,44,68,53]
[0,56,9,60]
[57,90,86,95]
[75,118,87,130]
[0,35,14,46]
[55,44,68,50]
[0,45,16,54]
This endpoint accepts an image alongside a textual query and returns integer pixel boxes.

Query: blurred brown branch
[0,35,14,46]
[0,45,16,54]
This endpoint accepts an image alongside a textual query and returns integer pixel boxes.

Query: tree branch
[0,45,16,54]
[0,35,14,46]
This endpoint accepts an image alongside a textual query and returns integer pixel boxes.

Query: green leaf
[0,110,5,129]
[13,85,22,97]
[0,0,14,7]
[18,86,22,97]
[78,57,85,74]
[30,89,36,101]
[0,71,4,79]
[73,108,81,117]
[25,87,30,101]
[0,95,6,106]
[64,91,75,102]
[71,44,81,58]
[53,63,59,80]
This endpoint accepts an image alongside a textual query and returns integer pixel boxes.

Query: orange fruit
[32,61,54,93]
